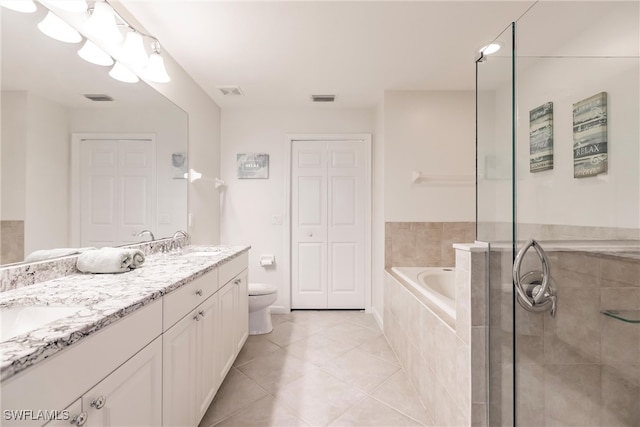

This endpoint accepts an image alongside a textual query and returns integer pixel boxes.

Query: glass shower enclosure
[477,2,640,426]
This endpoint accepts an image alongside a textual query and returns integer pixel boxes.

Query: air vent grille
[84,94,114,102]
[311,94,335,103]
[218,86,244,96]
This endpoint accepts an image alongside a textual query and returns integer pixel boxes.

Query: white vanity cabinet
[1,300,162,427]
[82,337,162,427]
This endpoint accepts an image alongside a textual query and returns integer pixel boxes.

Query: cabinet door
[234,269,249,353]
[162,312,198,427]
[44,399,83,427]
[216,281,236,384]
[196,293,218,420]
[83,337,162,427]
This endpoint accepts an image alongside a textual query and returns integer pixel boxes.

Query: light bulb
[84,1,123,45]
[121,31,148,71]
[78,39,114,66]
[38,11,82,43]
[479,43,501,56]
[141,52,170,83]
[0,0,37,13]
[109,61,139,83]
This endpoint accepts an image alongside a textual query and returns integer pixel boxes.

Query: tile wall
[383,244,488,426]
[1,221,24,265]
[385,222,475,268]
[489,249,640,426]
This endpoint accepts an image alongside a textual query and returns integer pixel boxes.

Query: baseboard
[269,305,290,314]
[372,306,384,330]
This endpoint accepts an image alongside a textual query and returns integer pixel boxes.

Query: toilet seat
[249,283,277,296]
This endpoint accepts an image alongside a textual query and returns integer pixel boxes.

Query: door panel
[291,139,368,309]
[79,138,155,248]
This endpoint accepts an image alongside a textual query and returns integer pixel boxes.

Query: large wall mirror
[0,6,188,266]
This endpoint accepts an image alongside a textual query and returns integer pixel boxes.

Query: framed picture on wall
[529,102,554,172]
[237,153,269,179]
[573,92,608,178]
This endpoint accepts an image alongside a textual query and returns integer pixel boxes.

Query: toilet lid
[249,283,277,296]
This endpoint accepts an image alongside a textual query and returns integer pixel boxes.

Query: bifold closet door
[291,140,366,309]
[79,139,155,248]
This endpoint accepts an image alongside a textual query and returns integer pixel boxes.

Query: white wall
[25,93,70,254]
[1,91,28,221]
[372,100,385,324]
[220,107,375,312]
[117,3,223,245]
[383,90,476,222]
[70,106,188,238]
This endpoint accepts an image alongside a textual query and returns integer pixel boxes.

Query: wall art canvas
[573,92,608,178]
[171,152,188,179]
[237,153,269,179]
[529,102,554,172]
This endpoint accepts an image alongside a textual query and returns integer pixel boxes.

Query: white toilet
[248,283,278,335]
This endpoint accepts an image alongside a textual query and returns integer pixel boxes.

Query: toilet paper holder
[260,255,275,267]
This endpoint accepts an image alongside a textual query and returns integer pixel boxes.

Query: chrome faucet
[170,230,189,251]
[134,230,155,241]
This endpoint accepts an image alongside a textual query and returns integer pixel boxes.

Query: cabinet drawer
[218,252,248,288]
[163,269,218,331]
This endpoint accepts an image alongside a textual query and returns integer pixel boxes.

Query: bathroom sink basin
[0,305,84,342]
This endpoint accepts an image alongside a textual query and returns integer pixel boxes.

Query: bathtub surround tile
[1,220,24,265]
[471,327,488,404]
[385,221,475,267]
[600,364,640,427]
[455,267,471,344]
[544,364,602,426]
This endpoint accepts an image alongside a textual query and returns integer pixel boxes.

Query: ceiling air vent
[218,86,244,96]
[311,94,335,103]
[84,94,114,102]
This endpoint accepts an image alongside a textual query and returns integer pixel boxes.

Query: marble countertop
[0,245,250,382]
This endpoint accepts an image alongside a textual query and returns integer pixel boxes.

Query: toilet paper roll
[260,255,275,267]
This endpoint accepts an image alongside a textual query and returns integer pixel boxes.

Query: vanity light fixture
[38,11,82,43]
[47,0,87,13]
[0,0,37,13]
[120,30,149,71]
[479,42,502,55]
[78,39,114,66]
[83,0,123,45]
[109,61,139,83]
[140,42,171,83]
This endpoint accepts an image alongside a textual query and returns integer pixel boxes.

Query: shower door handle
[513,239,557,317]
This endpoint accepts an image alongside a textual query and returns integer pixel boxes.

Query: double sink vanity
[0,244,250,427]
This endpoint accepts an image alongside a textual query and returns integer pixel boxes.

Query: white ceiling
[119,1,536,109]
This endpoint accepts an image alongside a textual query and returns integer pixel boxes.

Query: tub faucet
[134,229,155,241]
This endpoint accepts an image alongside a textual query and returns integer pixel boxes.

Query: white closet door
[291,140,367,309]
[327,141,366,308]
[291,142,328,308]
[80,139,155,248]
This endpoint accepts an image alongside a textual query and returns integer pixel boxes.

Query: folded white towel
[25,247,96,263]
[126,249,146,268]
[76,247,134,274]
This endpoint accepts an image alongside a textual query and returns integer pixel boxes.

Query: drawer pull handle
[90,396,106,409]
[71,412,87,426]
[234,278,242,285]
[194,310,205,321]
[195,289,203,296]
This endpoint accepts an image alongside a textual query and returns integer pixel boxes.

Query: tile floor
[199,310,431,427]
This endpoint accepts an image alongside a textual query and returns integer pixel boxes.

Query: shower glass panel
[478,2,640,426]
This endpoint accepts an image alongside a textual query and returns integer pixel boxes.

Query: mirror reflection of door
[74,135,156,248]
